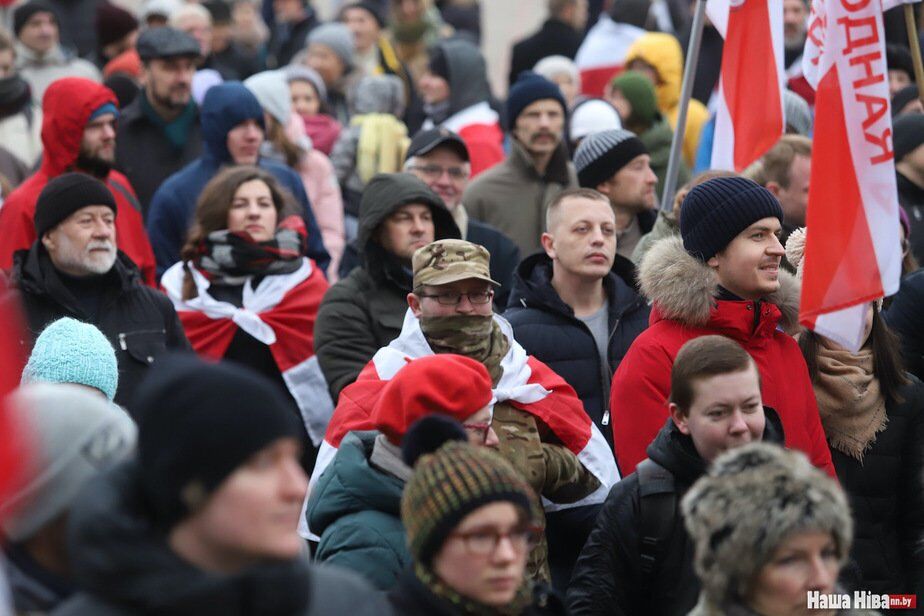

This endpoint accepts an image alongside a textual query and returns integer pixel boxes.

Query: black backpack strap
[637,459,678,590]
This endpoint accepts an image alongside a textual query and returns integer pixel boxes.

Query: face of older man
[407,147,470,212]
[42,205,118,277]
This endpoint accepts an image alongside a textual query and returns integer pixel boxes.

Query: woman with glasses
[306,353,501,590]
[390,415,567,615]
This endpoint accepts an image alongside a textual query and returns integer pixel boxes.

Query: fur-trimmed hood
[638,236,802,335]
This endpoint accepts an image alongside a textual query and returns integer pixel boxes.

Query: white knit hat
[245,70,292,125]
[570,98,622,142]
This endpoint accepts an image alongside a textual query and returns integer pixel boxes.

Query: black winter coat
[566,410,785,616]
[508,19,584,88]
[505,253,650,450]
[885,269,924,381]
[8,245,190,412]
[897,171,924,266]
[829,377,924,598]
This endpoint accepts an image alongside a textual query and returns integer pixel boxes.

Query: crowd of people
[0,0,923,614]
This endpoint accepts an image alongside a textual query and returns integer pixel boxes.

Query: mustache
[86,240,115,252]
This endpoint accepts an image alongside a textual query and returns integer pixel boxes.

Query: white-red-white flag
[798,0,902,350]
[707,0,786,171]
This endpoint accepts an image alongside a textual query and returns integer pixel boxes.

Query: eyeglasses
[463,419,493,444]
[417,290,494,306]
[448,525,542,556]
[410,164,468,180]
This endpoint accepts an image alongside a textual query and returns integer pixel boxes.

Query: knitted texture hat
[569,98,621,142]
[610,70,659,128]
[892,84,920,118]
[371,355,494,444]
[14,0,56,36]
[574,128,647,189]
[340,1,386,28]
[681,443,852,608]
[96,2,139,49]
[783,90,812,136]
[285,65,328,103]
[0,383,136,541]
[401,420,542,566]
[507,71,567,128]
[133,355,302,529]
[244,70,291,125]
[533,55,580,91]
[679,176,783,261]
[893,112,924,161]
[34,173,117,238]
[307,22,355,71]
[21,318,118,401]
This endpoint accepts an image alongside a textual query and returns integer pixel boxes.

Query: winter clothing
[266,7,319,69]
[630,210,679,266]
[6,541,74,614]
[624,33,709,167]
[314,173,459,399]
[8,243,191,410]
[464,139,578,255]
[886,269,924,379]
[896,170,924,265]
[505,253,650,451]
[0,383,135,542]
[14,0,56,35]
[135,26,200,61]
[21,317,118,400]
[784,89,813,135]
[0,78,157,285]
[640,116,690,201]
[682,444,852,616]
[145,82,329,277]
[54,461,392,616]
[567,411,784,616]
[14,42,101,104]
[574,128,647,189]
[0,74,43,168]
[680,176,784,261]
[569,98,622,145]
[412,238,499,288]
[423,40,504,177]
[307,23,355,71]
[95,2,138,52]
[893,113,924,161]
[33,172,117,237]
[508,18,584,88]
[506,72,567,129]
[609,236,835,477]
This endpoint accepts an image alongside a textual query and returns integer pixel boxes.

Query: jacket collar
[507,137,574,185]
[638,236,801,338]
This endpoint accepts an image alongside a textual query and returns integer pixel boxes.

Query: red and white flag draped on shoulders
[798,0,903,349]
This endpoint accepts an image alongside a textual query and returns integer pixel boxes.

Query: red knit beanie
[371,354,494,445]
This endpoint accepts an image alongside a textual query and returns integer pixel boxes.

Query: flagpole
[904,3,924,103]
[660,0,707,212]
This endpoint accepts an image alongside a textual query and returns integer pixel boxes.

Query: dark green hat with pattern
[401,438,542,565]
[412,239,500,289]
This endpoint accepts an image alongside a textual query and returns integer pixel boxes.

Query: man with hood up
[418,39,503,177]
[145,81,329,277]
[314,173,460,400]
[0,77,156,285]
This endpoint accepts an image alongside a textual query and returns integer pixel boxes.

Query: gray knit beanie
[244,70,291,125]
[0,384,136,541]
[783,90,813,137]
[573,128,647,189]
[306,22,355,71]
[681,443,852,609]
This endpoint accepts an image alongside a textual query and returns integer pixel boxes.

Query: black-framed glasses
[462,418,493,444]
[409,164,468,180]
[417,290,494,305]
[448,525,542,556]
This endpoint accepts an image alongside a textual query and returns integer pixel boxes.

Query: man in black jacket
[7,173,190,412]
[508,0,588,88]
[567,335,784,616]
[404,128,520,310]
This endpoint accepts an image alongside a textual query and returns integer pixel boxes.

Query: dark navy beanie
[507,71,567,129]
[680,176,784,261]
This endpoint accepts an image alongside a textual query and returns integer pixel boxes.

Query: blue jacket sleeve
[146,186,186,278]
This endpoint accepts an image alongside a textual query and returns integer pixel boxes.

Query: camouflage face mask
[419,315,509,384]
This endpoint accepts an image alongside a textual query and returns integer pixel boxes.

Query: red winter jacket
[0,78,156,285]
[609,237,835,478]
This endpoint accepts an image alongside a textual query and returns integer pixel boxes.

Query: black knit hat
[340,1,386,28]
[34,173,117,238]
[680,176,784,261]
[893,113,924,161]
[506,71,567,128]
[892,84,920,118]
[573,128,648,188]
[14,0,57,36]
[132,354,303,529]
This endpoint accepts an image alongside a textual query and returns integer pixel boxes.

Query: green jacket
[640,116,690,204]
[306,431,409,590]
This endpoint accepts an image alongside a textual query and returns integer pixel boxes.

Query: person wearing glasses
[390,416,567,615]
[404,127,520,310]
[306,355,500,590]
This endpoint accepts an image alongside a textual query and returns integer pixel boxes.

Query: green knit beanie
[610,70,659,129]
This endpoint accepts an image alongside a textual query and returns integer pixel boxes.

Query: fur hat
[681,443,852,609]
[784,226,807,279]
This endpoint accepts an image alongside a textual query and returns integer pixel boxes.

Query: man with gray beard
[6,173,190,412]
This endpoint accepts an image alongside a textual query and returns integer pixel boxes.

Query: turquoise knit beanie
[21,318,119,401]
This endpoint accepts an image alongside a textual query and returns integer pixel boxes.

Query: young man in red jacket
[609,175,834,478]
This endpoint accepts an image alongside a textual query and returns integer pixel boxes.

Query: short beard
[150,86,190,113]
[53,237,117,276]
[75,151,113,179]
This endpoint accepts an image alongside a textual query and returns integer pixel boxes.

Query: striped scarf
[195,215,306,285]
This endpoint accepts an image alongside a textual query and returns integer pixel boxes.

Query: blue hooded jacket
[146,82,330,277]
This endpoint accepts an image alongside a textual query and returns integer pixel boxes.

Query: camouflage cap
[412,239,500,288]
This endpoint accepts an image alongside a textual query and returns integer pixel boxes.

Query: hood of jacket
[638,236,801,335]
[66,461,313,615]
[507,251,643,317]
[353,74,406,116]
[200,82,265,164]
[645,406,785,487]
[625,33,683,112]
[437,39,492,115]
[40,77,117,176]
[306,431,404,536]
[640,116,674,166]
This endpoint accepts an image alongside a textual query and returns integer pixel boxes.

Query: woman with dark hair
[787,228,924,600]
[160,165,330,472]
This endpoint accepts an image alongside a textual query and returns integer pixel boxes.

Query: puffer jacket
[53,461,391,616]
[0,77,156,285]
[306,431,408,590]
[610,236,835,477]
[314,173,459,399]
[567,410,784,616]
[505,253,649,451]
[624,34,709,168]
[145,82,329,277]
